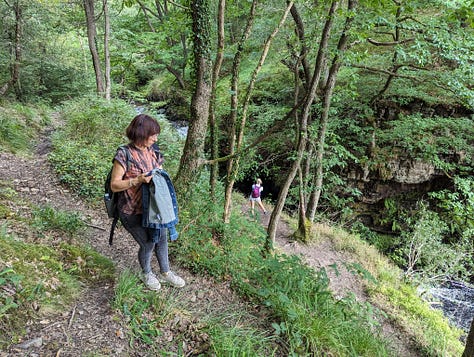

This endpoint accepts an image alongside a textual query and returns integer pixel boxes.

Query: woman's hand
[138,172,152,184]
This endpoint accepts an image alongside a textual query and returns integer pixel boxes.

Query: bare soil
[0,123,420,356]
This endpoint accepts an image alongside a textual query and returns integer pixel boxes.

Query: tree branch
[367,37,415,46]
[351,64,418,80]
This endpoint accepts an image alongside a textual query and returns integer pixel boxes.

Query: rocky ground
[0,124,420,356]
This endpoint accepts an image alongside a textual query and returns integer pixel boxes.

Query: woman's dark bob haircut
[126,114,161,147]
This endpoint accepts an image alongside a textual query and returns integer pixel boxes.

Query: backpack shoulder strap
[109,145,132,246]
[116,144,133,171]
[109,216,119,246]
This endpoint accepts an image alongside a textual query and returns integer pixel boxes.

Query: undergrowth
[3,96,464,356]
[0,227,114,349]
[44,95,464,356]
[0,100,50,154]
[0,175,114,349]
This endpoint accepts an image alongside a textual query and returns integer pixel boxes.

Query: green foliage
[377,114,474,172]
[325,224,464,356]
[0,229,114,349]
[32,205,85,236]
[49,141,110,198]
[112,270,166,346]
[49,96,184,202]
[0,101,50,154]
[0,1,93,102]
[48,96,133,199]
[430,176,474,238]
[175,185,393,356]
[55,95,135,146]
[355,197,473,284]
[205,312,279,356]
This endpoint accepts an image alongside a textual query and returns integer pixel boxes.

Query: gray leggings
[119,213,169,274]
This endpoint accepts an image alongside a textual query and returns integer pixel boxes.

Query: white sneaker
[144,272,161,291]
[159,271,185,288]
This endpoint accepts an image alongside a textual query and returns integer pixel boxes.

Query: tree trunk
[0,0,22,98]
[83,0,105,95]
[307,0,357,223]
[209,0,226,199]
[294,167,311,242]
[103,0,111,100]
[266,0,339,251]
[223,1,294,223]
[222,0,257,223]
[463,318,474,357]
[174,0,212,193]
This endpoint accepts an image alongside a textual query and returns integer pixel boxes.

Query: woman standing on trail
[110,113,185,291]
[249,178,267,215]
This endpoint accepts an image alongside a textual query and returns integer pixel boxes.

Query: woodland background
[1,0,474,356]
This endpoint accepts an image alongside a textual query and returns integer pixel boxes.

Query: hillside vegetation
[1,0,474,355]
[0,99,466,356]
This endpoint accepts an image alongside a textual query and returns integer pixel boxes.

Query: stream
[427,281,474,334]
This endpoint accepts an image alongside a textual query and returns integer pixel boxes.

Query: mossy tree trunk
[463,318,474,357]
[0,0,22,98]
[174,0,212,193]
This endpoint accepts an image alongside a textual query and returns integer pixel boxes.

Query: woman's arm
[110,161,152,192]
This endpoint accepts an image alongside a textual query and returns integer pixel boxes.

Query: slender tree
[83,0,105,94]
[209,0,226,198]
[266,0,340,250]
[223,0,294,223]
[0,0,23,98]
[221,0,257,222]
[306,0,357,223]
[103,0,111,100]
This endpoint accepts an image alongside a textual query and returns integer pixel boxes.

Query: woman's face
[145,133,158,148]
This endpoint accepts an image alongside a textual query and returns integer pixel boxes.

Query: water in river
[428,281,474,333]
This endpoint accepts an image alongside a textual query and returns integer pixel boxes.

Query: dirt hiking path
[0,124,419,356]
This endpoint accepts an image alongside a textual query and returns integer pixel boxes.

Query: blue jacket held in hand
[142,168,179,242]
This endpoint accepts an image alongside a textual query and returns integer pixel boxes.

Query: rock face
[347,157,449,206]
[385,159,436,184]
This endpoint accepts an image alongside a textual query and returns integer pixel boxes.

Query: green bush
[0,101,50,154]
[392,202,471,284]
[49,96,184,202]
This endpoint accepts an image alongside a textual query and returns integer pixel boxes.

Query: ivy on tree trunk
[174,0,212,193]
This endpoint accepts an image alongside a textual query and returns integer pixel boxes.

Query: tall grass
[0,101,50,154]
[171,181,393,356]
[320,223,465,356]
[32,204,85,236]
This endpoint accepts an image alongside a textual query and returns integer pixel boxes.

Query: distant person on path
[110,113,185,291]
[249,178,267,215]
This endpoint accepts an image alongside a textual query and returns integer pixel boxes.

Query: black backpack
[104,145,132,245]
